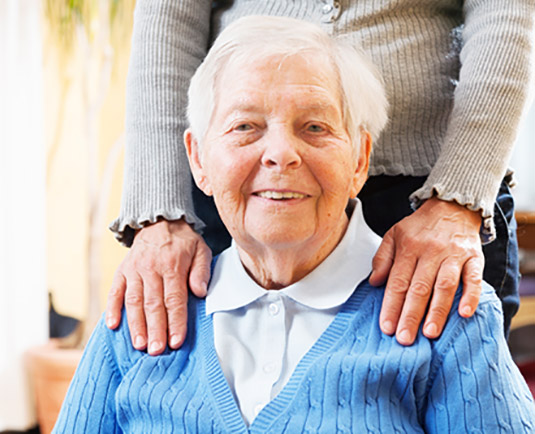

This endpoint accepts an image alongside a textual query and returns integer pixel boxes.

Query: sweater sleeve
[53,318,123,433]
[109,0,213,246]
[424,291,535,432]
[410,0,535,242]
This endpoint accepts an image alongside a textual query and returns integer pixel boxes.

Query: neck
[236,216,349,289]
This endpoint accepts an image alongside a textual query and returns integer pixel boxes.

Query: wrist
[134,217,197,242]
[421,197,482,229]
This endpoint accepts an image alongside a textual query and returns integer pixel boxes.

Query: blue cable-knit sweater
[54,280,535,433]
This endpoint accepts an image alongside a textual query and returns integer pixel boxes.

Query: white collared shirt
[206,199,382,426]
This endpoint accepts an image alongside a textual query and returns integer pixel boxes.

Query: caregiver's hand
[106,219,212,355]
[369,197,484,346]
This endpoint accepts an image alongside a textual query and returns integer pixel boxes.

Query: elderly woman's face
[186,53,370,255]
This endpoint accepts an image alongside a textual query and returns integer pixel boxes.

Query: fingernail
[169,334,181,348]
[382,320,394,335]
[149,341,162,354]
[134,335,146,349]
[461,306,472,317]
[424,323,438,337]
[106,316,115,327]
[398,329,412,344]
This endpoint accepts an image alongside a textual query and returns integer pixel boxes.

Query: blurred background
[0,0,534,432]
[1,0,133,431]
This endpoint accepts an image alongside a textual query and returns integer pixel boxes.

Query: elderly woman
[54,17,534,433]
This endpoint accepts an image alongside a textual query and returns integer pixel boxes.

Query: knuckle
[387,275,411,293]
[391,223,408,238]
[108,283,124,298]
[144,296,165,311]
[373,251,391,267]
[408,281,432,298]
[464,290,482,303]
[137,257,159,273]
[199,242,212,256]
[162,268,181,280]
[465,267,483,285]
[124,292,143,307]
[434,274,459,292]
[426,240,448,257]
[147,324,165,336]
[427,304,450,320]
[164,293,186,310]
[194,262,212,277]
[400,313,421,329]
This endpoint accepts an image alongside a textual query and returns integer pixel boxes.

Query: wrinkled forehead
[213,51,343,113]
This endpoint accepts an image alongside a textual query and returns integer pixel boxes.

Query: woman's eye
[235,123,253,132]
[306,124,325,133]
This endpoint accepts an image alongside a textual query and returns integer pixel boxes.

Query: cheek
[314,156,356,200]
[205,148,259,208]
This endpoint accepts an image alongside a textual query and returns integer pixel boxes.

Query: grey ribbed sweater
[110,0,535,246]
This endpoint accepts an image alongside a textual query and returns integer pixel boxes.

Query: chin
[249,225,315,250]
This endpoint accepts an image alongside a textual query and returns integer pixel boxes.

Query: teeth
[256,191,306,200]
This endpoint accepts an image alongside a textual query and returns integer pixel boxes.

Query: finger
[124,274,148,351]
[142,271,168,356]
[423,260,461,339]
[459,255,484,318]
[188,242,212,298]
[395,259,438,346]
[106,271,127,329]
[163,273,189,349]
[369,230,395,287]
[379,253,417,336]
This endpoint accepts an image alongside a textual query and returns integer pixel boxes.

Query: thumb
[188,241,212,297]
[369,229,395,286]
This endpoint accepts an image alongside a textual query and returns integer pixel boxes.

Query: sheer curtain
[0,0,48,430]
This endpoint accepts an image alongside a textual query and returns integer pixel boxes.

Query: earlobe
[184,129,213,196]
[349,130,372,198]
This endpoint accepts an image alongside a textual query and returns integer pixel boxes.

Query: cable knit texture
[110,0,534,246]
[54,281,535,433]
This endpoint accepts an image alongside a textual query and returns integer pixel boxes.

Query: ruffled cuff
[109,209,205,248]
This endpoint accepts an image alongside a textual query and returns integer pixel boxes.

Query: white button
[268,303,280,316]
[322,4,333,14]
[254,403,263,416]
[263,362,276,373]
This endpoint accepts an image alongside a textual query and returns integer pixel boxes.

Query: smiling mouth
[254,191,307,200]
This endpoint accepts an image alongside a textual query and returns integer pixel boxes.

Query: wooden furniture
[517,211,535,252]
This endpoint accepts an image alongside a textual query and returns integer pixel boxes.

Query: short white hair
[187,16,388,150]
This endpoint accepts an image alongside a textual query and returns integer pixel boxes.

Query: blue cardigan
[54,280,535,433]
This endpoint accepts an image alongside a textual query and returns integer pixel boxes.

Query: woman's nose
[260,129,302,171]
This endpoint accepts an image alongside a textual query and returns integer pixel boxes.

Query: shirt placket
[252,292,286,420]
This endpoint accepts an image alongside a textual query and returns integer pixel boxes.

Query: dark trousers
[193,175,520,337]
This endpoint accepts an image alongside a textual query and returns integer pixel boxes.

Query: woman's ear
[184,129,213,196]
[349,129,372,198]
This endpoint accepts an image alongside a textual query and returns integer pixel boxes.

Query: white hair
[187,15,388,151]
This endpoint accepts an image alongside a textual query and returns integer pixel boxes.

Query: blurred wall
[44,1,134,320]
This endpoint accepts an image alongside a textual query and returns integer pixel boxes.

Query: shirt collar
[206,199,382,314]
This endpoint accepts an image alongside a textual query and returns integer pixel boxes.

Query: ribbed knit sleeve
[109,0,212,246]
[53,317,125,433]
[411,0,535,241]
[424,290,535,432]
